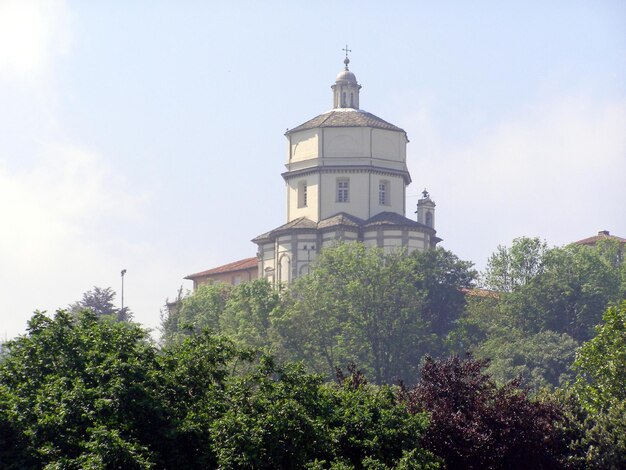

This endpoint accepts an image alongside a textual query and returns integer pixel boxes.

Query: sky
[1,0,625,341]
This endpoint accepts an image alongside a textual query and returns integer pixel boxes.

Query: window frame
[336,178,350,203]
[378,180,389,206]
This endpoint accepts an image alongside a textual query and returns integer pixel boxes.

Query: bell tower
[331,45,361,109]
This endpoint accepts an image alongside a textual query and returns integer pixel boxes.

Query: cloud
[0,144,153,338]
[0,0,70,83]
[406,95,626,266]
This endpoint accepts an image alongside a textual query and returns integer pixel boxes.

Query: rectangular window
[337,179,349,203]
[379,181,388,205]
[298,181,308,208]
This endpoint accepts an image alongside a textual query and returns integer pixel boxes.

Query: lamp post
[121,269,127,311]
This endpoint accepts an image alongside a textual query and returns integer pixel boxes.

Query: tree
[477,330,578,390]
[573,301,626,412]
[275,243,476,384]
[179,283,231,332]
[400,355,569,469]
[0,310,164,468]
[0,309,442,469]
[275,243,427,384]
[505,244,623,342]
[483,237,548,292]
[408,247,476,339]
[69,286,131,322]
[219,279,281,350]
[209,358,439,469]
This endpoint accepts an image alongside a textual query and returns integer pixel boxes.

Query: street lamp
[121,269,127,311]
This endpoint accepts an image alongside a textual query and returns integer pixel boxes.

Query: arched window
[342,91,346,107]
[278,255,291,284]
[350,93,354,107]
[425,211,433,227]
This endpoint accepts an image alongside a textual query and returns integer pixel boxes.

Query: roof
[317,212,363,229]
[286,108,405,134]
[253,212,435,243]
[461,287,500,299]
[252,217,318,242]
[573,230,626,246]
[364,211,427,228]
[185,257,257,280]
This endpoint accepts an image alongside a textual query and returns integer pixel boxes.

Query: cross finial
[342,44,352,68]
[422,189,430,199]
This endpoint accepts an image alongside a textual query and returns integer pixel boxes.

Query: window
[298,181,307,208]
[379,181,389,205]
[337,179,349,202]
[426,211,433,227]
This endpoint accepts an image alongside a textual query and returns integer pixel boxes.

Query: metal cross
[342,44,352,59]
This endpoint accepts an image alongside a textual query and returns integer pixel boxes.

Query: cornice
[282,164,411,185]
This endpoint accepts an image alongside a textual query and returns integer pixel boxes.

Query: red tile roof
[573,231,626,246]
[460,287,500,299]
[185,257,257,280]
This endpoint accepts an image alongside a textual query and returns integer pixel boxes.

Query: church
[186,54,440,289]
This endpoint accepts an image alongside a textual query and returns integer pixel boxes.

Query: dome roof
[335,68,357,83]
[335,57,358,84]
[286,108,405,135]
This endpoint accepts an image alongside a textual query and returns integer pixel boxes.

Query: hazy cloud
[407,95,626,265]
[0,0,70,83]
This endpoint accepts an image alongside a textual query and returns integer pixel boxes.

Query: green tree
[220,278,281,350]
[210,358,439,469]
[0,310,163,468]
[483,237,548,292]
[180,283,231,331]
[275,243,475,384]
[275,243,428,384]
[506,244,623,341]
[573,301,626,412]
[69,286,131,322]
[408,247,476,339]
[477,330,578,390]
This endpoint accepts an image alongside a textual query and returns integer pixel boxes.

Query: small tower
[331,46,361,109]
[417,189,436,229]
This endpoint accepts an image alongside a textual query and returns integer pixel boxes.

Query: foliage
[219,279,281,350]
[483,237,548,292]
[0,310,162,468]
[503,243,623,342]
[400,355,569,469]
[407,247,476,338]
[275,243,475,384]
[160,279,279,349]
[69,286,131,321]
[209,358,439,469]
[477,330,578,390]
[573,301,626,412]
[1,310,440,469]
[553,388,626,470]
[177,282,232,333]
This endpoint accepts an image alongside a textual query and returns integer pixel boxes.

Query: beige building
[185,257,258,289]
[253,56,440,286]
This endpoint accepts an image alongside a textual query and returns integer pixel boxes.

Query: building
[252,54,440,286]
[185,257,258,289]
[573,230,626,248]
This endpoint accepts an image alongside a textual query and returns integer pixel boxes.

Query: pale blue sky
[1,1,625,339]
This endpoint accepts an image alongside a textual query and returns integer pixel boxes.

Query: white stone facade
[253,57,440,287]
